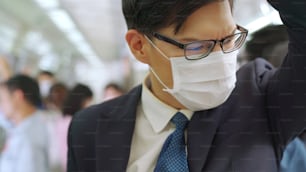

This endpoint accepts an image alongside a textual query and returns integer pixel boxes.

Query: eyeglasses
[151,25,248,60]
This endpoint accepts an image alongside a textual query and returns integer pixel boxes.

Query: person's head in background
[0,74,42,125]
[102,83,125,101]
[244,25,288,67]
[62,84,93,117]
[46,82,69,112]
[124,0,247,110]
[37,70,56,98]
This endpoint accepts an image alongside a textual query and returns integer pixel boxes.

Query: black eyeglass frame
[151,25,248,60]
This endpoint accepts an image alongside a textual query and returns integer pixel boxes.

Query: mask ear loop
[149,67,174,93]
[144,35,175,93]
[144,35,170,61]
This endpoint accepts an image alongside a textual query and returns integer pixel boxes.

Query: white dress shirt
[127,78,193,172]
[0,111,50,172]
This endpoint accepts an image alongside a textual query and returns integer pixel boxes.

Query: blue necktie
[154,112,189,172]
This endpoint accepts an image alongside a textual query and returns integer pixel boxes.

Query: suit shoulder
[237,58,277,92]
[238,58,275,77]
[69,85,142,133]
[69,97,125,133]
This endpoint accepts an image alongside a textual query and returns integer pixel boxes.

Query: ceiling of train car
[0,0,85,73]
[0,0,280,65]
[61,0,126,61]
[0,0,80,54]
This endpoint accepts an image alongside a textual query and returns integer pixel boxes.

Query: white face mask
[146,36,238,111]
[39,80,53,98]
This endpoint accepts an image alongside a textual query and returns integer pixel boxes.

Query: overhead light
[86,55,104,67]
[48,9,76,33]
[36,42,52,55]
[246,16,271,34]
[39,53,60,72]
[246,11,282,34]
[34,0,59,10]
[77,42,93,55]
[76,41,103,66]
[67,30,85,43]
[35,1,103,66]
[270,12,283,25]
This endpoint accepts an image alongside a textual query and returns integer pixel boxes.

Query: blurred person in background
[45,83,69,115]
[62,84,94,115]
[44,83,69,172]
[102,82,125,101]
[49,83,93,172]
[37,70,56,101]
[0,74,51,172]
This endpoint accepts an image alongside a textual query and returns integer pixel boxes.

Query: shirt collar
[141,76,193,133]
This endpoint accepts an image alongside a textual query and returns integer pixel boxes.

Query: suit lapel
[187,108,223,172]
[95,84,223,171]
[96,86,142,171]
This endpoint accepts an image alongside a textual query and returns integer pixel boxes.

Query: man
[37,70,56,99]
[68,0,306,171]
[0,74,51,172]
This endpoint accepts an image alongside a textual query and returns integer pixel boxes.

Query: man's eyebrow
[178,26,238,43]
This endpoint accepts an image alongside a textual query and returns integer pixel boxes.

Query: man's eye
[187,45,204,51]
[187,42,213,51]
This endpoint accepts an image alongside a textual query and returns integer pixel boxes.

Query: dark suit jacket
[67,0,306,171]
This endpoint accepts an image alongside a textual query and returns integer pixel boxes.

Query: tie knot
[171,112,189,130]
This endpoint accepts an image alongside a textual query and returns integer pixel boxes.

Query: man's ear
[125,30,150,64]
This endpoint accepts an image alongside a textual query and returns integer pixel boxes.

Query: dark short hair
[38,70,54,78]
[62,84,93,116]
[122,0,231,35]
[2,74,42,107]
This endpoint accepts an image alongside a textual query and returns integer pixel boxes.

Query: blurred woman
[50,84,93,172]
[46,83,69,114]
[62,84,93,116]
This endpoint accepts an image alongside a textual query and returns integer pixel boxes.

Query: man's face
[103,87,123,101]
[128,1,236,107]
[149,1,235,84]
[0,86,16,120]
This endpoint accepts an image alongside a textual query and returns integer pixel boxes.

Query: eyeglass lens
[185,32,246,59]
